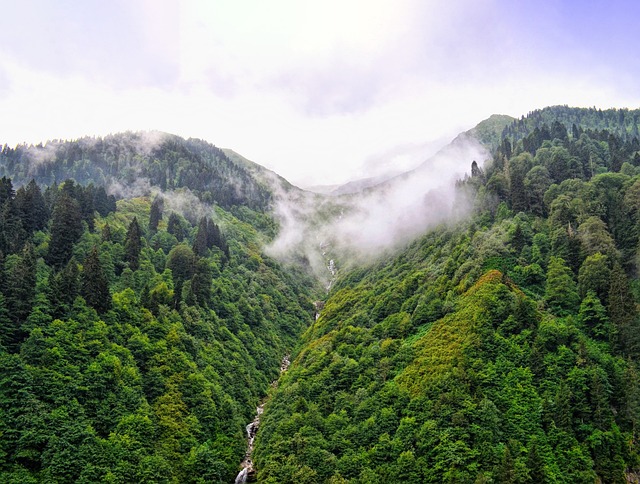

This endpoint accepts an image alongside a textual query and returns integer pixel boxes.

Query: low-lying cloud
[266,133,488,283]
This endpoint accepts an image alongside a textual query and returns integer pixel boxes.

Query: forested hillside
[0,132,273,212]
[3,107,640,483]
[0,169,316,481]
[253,107,640,483]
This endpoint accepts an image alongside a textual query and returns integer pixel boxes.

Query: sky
[1,0,639,187]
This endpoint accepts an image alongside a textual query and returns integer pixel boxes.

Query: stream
[234,355,290,484]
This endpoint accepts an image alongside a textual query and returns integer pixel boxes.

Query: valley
[1,105,640,482]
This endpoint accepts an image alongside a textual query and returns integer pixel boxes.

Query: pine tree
[25,179,48,232]
[124,217,142,271]
[81,246,111,313]
[579,291,611,341]
[50,258,80,319]
[47,192,83,268]
[545,256,579,316]
[149,196,163,233]
[4,243,37,350]
[166,244,195,307]
[0,292,11,351]
[192,217,209,257]
[207,219,229,259]
[0,176,14,206]
[101,222,112,242]
[189,258,212,306]
[608,263,639,356]
[0,197,27,255]
[167,213,185,241]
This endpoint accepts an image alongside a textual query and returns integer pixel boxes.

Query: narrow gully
[234,355,290,484]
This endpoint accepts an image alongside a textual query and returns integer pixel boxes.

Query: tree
[0,176,14,206]
[192,217,209,257]
[577,253,611,302]
[47,192,83,268]
[578,291,611,341]
[3,244,37,350]
[544,256,579,316]
[14,179,48,234]
[81,246,111,313]
[93,185,116,216]
[0,292,11,350]
[0,196,27,255]
[149,196,163,233]
[187,258,212,307]
[207,219,229,259]
[167,212,186,241]
[577,216,617,259]
[524,166,553,216]
[124,217,142,271]
[608,263,639,356]
[50,257,80,319]
[166,244,195,306]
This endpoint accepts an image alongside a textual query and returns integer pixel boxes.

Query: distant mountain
[0,132,274,212]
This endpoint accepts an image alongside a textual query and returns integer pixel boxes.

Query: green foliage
[3,107,640,482]
[0,176,315,482]
[255,107,640,482]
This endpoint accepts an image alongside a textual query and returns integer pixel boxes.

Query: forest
[1,106,640,483]
[252,106,640,483]
[0,159,315,482]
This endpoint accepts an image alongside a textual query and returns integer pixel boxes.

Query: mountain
[0,132,274,213]
[0,134,320,482]
[253,107,640,482]
[1,106,640,483]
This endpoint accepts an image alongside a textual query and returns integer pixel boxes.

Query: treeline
[503,105,640,143]
[253,110,640,482]
[0,132,272,212]
[0,177,314,482]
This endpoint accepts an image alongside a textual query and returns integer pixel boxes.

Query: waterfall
[234,468,248,484]
[233,355,290,483]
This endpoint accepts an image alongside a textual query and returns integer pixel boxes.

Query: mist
[265,133,489,283]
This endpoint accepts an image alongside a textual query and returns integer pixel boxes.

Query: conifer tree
[545,256,579,316]
[578,291,611,341]
[81,246,111,313]
[0,176,14,206]
[207,219,229,259]
[192,217,209,257]
[608,262,639,356]
[167,212,186,241]
[0,197,27,255]
[124,217,142,271]
[50,257,80,319]
[149,196,163,233]
[47,192,83,268]
[14,179,48,234]
[4,243,36,350]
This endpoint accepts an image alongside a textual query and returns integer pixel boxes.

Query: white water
[234,355,291,483]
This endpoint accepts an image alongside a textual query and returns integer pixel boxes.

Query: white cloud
[0,1,639,187]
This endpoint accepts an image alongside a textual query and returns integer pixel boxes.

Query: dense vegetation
[253,106,640,483]
[3,106,640,483]
[0,132,273,212]
[0,170,315,482]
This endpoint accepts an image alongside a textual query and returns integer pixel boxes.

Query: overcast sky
[1,0,639,186]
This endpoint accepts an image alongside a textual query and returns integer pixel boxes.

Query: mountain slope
[253,106,640,483]
[0,132,273,212]
[0,174,317,481]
